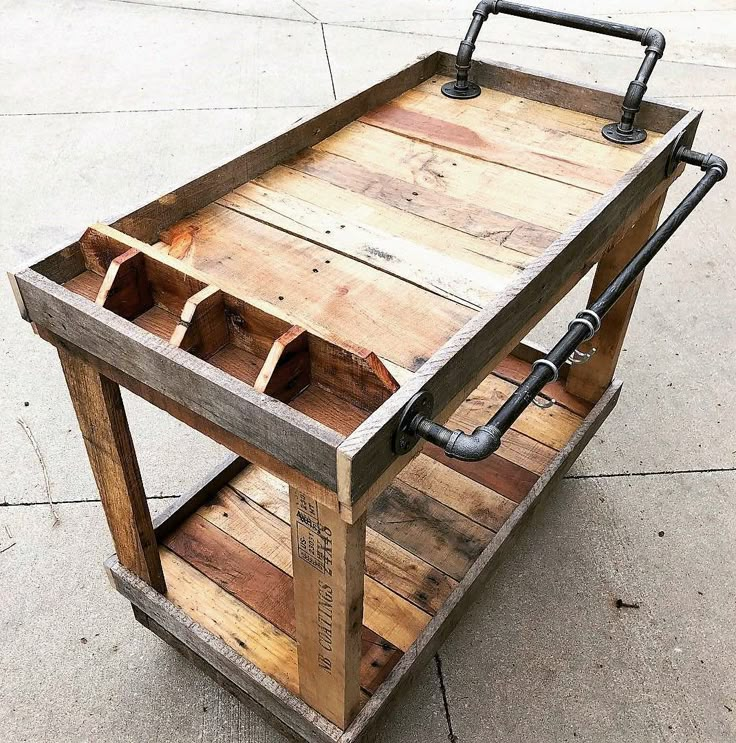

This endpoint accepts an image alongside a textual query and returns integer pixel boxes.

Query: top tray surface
[144,74,661,374]
[15,51,697,509]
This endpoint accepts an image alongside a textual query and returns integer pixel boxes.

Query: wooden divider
[77,225,399,423]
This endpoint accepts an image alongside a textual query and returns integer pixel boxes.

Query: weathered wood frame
[12,50,699,523]
[107,380,622,743]
[11,48,699,739]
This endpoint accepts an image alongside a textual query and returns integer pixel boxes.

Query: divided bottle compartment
[61,226,399,435]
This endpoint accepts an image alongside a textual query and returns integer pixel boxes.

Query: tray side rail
[337,106,701,514]
[397,148,727,460]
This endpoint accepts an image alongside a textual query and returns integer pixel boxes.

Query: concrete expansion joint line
[0,494,180,508]
[321,23,337,100]
[322,21,735,72]
[104,0,319,25]
[566,465,736,480]
[434,654,459,743]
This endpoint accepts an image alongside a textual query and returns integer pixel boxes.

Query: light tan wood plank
[225,470,433,646]
[361,89,631,193]
[170,285,229,358]
[450,373,582,451]
[286,150,558,258]
[312,121,600,233]
[63,270,104,302]
[221,182,515,310]
[418,76,662,154]
[565,194,667,402]
[160,547,299,695]
[132,305,179,340]
[157,203,473,372]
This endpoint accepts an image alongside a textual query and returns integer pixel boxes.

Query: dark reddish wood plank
[163,514,401,694]
[425,443,537,505]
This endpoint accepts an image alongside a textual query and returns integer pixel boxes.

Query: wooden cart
[10,45,715,742]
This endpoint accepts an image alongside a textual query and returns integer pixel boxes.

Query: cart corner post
[289,486,367,729]
[57,346,166,593]
[565,192,668,402]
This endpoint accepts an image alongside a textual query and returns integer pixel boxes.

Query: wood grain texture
[110,557,343,743]
[438,54,687,134]
[220,168,528,310]
[255,326,312,403]
[312,121,599,234]
[130,606,315,743]
[112,52,441,244]
[63,270,104,302]
[360,87,644,193]
[162,514,401,696]
[343,381,623,743]
[39,330,342,511]
[57,348,165,592]
[565,194,667,402]
[226,469,432,649]
[156,202,473,372]
[338,108,699,508]
[95,248,153,320]
[285,149,557,258]
[289,488,365,728]
[19,270,345,492]
[152,454,247,537]
[161,547,300,695]
[416,76,660,150]
[111,381,621,743]
[369,480,493,582]
[170,285,229,359]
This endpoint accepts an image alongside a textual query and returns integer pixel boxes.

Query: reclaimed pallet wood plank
[286,150,558,258]
[369,480,493,582]
[57,348,165,592]
[156,203,474,372]
[312,121,600,233]
[226,470,433,648]
[360,90,632,193]
[338,108,699,509]
[163,514,402,696]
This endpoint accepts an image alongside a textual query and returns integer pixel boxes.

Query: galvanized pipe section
[397,149,727,461]
[442,1,666,144]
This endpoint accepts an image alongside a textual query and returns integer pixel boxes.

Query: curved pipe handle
[393,148,727,461]
[443,0,666,145]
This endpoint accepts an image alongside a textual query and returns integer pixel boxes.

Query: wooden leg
[289,486,365,729]
[58,347,166,593]
[565,194,667,403]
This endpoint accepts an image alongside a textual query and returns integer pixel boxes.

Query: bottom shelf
[107,365,622,743]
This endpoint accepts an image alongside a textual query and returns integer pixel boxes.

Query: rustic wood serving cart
[10,11,727,740]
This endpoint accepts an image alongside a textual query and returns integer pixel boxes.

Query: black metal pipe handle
[393,147,728,460]
[443,0,666,144]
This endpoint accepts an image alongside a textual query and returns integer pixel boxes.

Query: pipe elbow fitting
[643,27,666,57]
[444,424,502,462]
[703,154,728,180]
[474,1,497,19]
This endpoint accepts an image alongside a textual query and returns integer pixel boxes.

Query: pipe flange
[392,391,434,455]
[602,122,647,145]
[442,81,482,99]
[666,131,689,177]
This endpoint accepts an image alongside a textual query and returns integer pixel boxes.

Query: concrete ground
[1,1,734,741]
